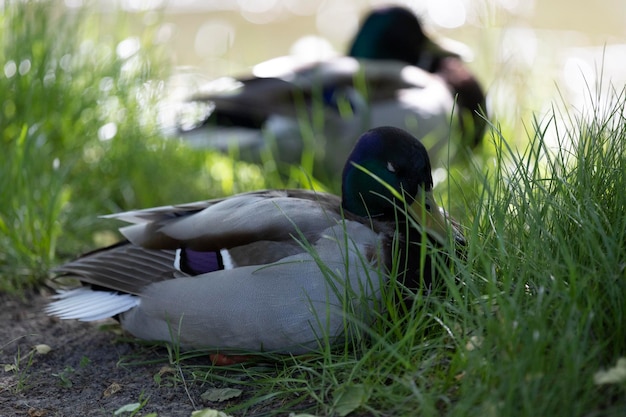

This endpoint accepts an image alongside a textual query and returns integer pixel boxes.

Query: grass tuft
[0,1,271,291]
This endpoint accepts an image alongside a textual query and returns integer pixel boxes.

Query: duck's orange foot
[209,353,253,366]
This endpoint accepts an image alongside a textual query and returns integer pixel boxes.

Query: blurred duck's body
[175,6,487,173]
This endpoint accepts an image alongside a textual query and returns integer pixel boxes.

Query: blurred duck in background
[171,5,487,175]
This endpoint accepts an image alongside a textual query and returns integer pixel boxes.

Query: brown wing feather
[53,242,177,295]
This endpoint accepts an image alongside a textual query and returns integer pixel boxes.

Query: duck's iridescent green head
[342,126,431,218]
[342,126,450,240]
[348,6,428,65]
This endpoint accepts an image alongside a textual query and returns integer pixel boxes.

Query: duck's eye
[386,162,396,172]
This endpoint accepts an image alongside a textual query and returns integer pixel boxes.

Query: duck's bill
[408,190,460,246]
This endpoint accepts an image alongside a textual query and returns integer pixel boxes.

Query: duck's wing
[188,77,301,127]
[187,58,440,123]
[52,190,345,294]
[52,243,177,295]
[107,190,343,250]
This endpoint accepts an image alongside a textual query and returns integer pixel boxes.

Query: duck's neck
[433,56,487,148]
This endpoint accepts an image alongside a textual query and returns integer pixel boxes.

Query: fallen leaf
[594,357,626,385]
[34,344,51,355]
[289,414,320,417]
[191,408,234,417]
[113,403,141,415]
[333,383,370,416]
[27,408,47,417]
[201,387,243,403]
[158,366,176,376]
[465,336,483,351]
[104,382,122,397]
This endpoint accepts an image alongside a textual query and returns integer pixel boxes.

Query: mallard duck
[46,126,464,357]
[348,6,487,150]
[175,6,486,174]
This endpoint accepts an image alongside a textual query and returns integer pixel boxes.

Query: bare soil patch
[0,289,230,417]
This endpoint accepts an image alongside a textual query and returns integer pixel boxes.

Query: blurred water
[69,0,626,144]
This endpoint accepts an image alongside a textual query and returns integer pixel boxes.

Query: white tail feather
[46,288,139,321]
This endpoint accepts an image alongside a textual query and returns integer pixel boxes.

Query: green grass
[0,1,274,290]
[2,1,626,416]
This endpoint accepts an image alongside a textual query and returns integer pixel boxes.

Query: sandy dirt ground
[0,289,253,417]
